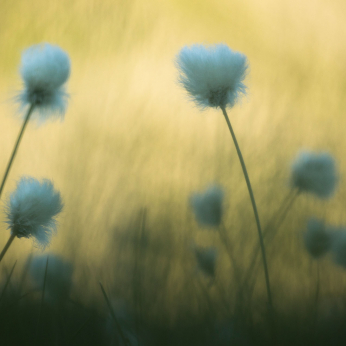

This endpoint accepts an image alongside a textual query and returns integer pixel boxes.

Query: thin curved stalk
[220,106,273,310]
[99,282,131,346]
[0,260,17,305]
[218,223,242,288]
[242,189,300,292]
[35,256,49,343]
[0,234,16,263]
[0,103,35,199]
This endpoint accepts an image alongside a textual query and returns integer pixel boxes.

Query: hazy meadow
[1,0,346,344]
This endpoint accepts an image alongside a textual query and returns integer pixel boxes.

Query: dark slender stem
[218,223,242,287]
[35,256,49,343]
[0,234,16,263]
[0,260,17,305]
[220,106,273,310]
[0,103,35,199]
[264,189,300,242]
[133,208,146,346]
[99,282,131,346]
[242,189,300,292]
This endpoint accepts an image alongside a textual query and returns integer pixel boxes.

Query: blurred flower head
[17,43,71,121]
[194,246,218,278]
[29,253,73,302]
[191,185,224,228]
[303,218,331,258]
[290,150,338,199]
[176,43,248,109]
[331,230,346,268]
[5,176,63,248]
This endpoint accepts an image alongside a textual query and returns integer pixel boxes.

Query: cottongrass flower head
[303,218,331,258]
[176,43,248,109]
[290,150,338,199]
[194,246,218,278]
[18,43,71,121]
[5,176,63,248]
[330,230,346,268]
[29,253,73,302]
[191,185,224,228]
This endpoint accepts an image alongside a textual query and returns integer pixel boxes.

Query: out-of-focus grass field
[1,0,346,322]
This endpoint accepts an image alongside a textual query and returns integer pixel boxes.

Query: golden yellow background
[0,0,346,316]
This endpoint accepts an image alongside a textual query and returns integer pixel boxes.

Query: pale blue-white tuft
[290,150,338,199]
[194,246,218,278]
[17,43,71,121]
[5,176,63,248]
[303,218,331,258]
[176,44,248,109]
[191,185,224,228]
[29,253,73,302]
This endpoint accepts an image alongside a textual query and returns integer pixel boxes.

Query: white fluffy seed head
[331,230,346,269]
[303,218,331,258]
[194,246,218,278]
[5,176,63,248]
[18,43,71,121]
[290,150,338,199]
[176,44,248,109]
[29,254,73,303]
[191,185,224,228]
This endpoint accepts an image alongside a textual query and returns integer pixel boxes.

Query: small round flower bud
[176,44,248,109]
[194,246,218,278]
[290,150,338,199]
[303,218,331,258]
[191,185,224,228]
[18,43,71,121]
[5,176,63,248]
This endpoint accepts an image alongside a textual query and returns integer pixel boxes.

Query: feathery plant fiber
[17,43,71,122]
[5,176,63,248]
[176,44,247,109]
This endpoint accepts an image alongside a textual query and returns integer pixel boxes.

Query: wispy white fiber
[29,253,73,302]
[194,246,218,278]
[290,150,338,199]
[17,43,71,121]
[176,44,248,109]
[303,218,331,258]
[191,185,224,228]
[5,176,63,248]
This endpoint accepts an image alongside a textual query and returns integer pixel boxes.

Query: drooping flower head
[303,218,331,258]
[18,43,71,121]
[191,185,224,228]
[176,44,248,109]
[194,246,218,278]
[29,253,73,302]
[5,176,63,248]
[290,150,338,199]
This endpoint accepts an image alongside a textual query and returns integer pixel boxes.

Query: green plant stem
[35,256,49,343]
[220,106,273,311]
[0,260,17,305]
[242,189,300,294]
[133,208,146,346]
[0,234,16,263]
[218,223,242,288]
[99,282,131,346]
[0,103,35,199]
[263,189,300,242]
